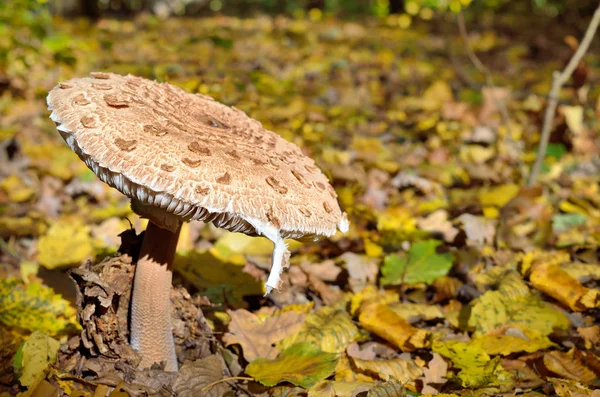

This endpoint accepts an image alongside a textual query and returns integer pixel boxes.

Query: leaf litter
[1,6,600,397]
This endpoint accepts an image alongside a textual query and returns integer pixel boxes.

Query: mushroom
[47,72,349,372]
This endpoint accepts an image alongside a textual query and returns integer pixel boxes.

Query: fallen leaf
[14,331,60,391]
[339,252,378,293]
[543,349,597,384]
[456,214,495,246]
[359,303,429,351]
[37,218,94,269]
[246,342,338,388]
[280,306,359,354]
[350,356,423,383]
[366,377,407,397]
[419,353,448,394]
[529,262,600,311]
[417,210,459,243]
[478,184,519,208]
[173,354,231,397]
[468,289,569,336]
[387,302,444,324]
[381,240,453,285]
[0,278,78,336]
[432,340,513,388]
[223,309,306,362]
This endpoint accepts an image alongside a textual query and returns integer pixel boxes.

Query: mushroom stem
[265,238,290,295]
[130,221,181,371]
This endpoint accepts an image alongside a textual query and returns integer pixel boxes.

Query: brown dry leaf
[173,355,230,397]
[307,273,344,305]
[417,210,459,243]
[543,349,597,384]
[358,303,429,351]
[501,357,544,389]
[479,86,510,123]
[419,353,448,394]
[301,259,342,282]
[577,326,600,349]
[530,262,600,311]
[223,309,306,362]
[339,252,378,293]
[456,214,495,246]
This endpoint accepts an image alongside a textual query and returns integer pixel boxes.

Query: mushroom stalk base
[130,221,181,372]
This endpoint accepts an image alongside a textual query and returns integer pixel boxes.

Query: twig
[457,12,511,135]
[201,376,254,392]
[527,2,600,186]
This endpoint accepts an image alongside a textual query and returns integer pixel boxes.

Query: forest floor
[1,10,600,397]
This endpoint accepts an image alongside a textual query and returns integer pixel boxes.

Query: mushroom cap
[47,72,348,240]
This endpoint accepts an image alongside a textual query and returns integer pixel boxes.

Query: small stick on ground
[457,11,511,135]
[527,3,600,186]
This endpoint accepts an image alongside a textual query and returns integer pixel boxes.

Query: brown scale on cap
[47,72,347,242]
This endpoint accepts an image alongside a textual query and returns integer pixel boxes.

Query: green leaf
[0,278,79,336]
[552,213,587,233]
[381,240,453,285]
[545,143,567,159]
[246,343,339,388]
[14,331,60,390]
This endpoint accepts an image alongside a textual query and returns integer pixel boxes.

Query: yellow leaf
[280,306,360,353]
[0,278,78,336]
[478,184,519,207]
[471,330,555,355]
[359,303,429,351]
[387,302,444,323]
[223,309,306,362]
[37,218,94,269]
[211,232,302,265]
[468,289,569,337]
[350,285,399,316]
[351,357,423,384]
[309,381,371,397]
[0,175,36,203]
[14,331,60,391]
[0,216,47,238]
[246,343,338,388]
[422,81,453,111]
[561,105,584,135]
[459,145,495,164]
[432,340,513,388]
[174,250,262,307]
[530,262,600,311]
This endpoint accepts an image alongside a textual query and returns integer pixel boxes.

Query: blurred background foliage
[1,0,597,101]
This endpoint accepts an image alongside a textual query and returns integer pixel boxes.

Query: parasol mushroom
[47,72,348,372]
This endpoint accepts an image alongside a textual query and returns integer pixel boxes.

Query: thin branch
[527,2,600,186]
[457,12,511,135]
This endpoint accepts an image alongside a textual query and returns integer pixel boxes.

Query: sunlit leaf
[280,306,360,353]
[246,343,338,388]
[432,340,513,388]
[0,278,78,336]
[14,331,60,390]
[37,218,94,269]
[381,240,453,285]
